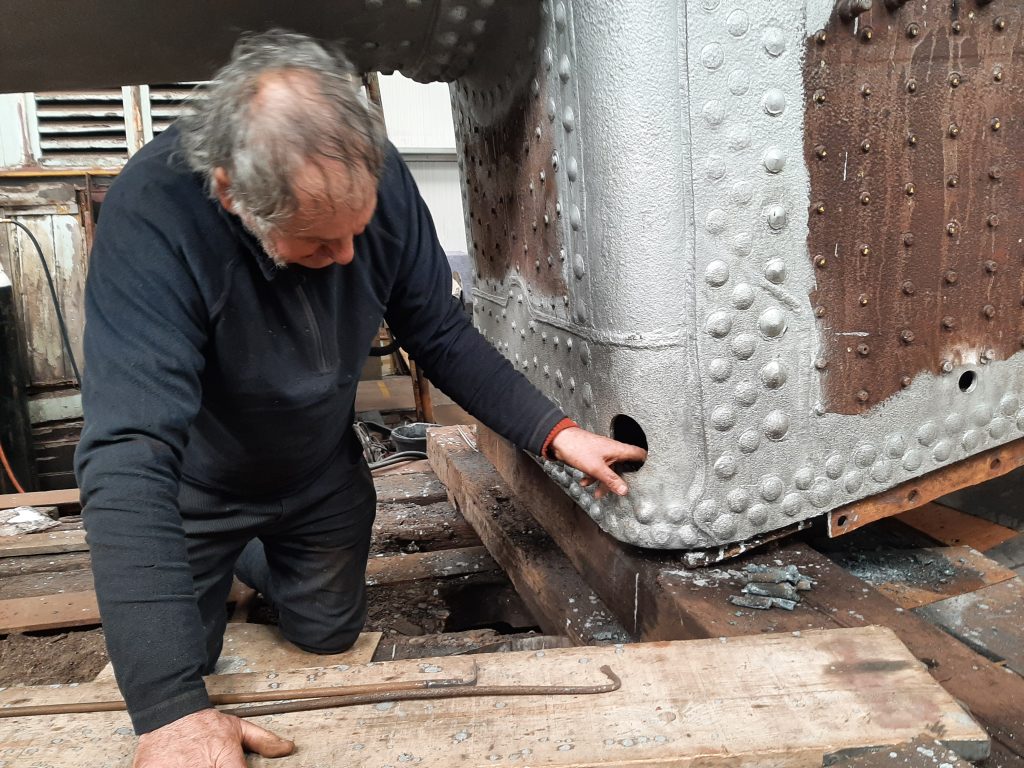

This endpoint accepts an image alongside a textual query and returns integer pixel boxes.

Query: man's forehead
[288,158,377,232]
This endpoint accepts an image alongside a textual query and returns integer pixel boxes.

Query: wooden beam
[476,425,1024,759]
[428,426,629,645]
[372,500,480,553]
[0,628,990,765]
[0,488,79,512]
[0,472,448,513]
[898,502,1020,551]
[0,591,99,633]
[0,529,87,557]
[365,546,499,586]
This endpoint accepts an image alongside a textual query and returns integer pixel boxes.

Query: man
[75,30,646,767]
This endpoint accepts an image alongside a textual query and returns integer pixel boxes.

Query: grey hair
[179,29,389,227]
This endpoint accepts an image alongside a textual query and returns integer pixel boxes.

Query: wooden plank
[94,625,384,680]
[0,628,990,766]
[917,578,1024,677]
[0,567,93,600]
[829,738,975,767]
[0,549,494,631]
[365,546,499,586]
[428,426,629,644]
[0,528,86,557]
[374,472,448,505]
[355,376,454,414]
[372,500,480,553]
[899,502,1019,551]
[0,487,79,511]
[0,591,98,632]
[477,425,1024,760]
[827,545,1019,610]
[0,473,444,512]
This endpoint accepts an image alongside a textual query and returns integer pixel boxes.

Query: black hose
[368,451,428,471]
[0,219,81,388]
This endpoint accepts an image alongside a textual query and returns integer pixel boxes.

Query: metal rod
[0,671,479,719]
[223,665,621,718]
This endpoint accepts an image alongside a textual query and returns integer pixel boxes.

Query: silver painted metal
[10,0,1024,552]
[454,0,1024,551]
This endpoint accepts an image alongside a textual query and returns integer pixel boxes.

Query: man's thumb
[239,719,295,758]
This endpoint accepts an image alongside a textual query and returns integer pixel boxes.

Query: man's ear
[212,167,235,212]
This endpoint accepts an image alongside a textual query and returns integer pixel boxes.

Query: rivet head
[994,67,1004,82]
[906,22,920,38]
[812,89,826,105]
[815,29,828,44]
[856,390,870,403]
[906,79,918,93]
[900,329,915,344]
[941,359,954,373]
[990,167,1002,180]
[951,20,962,34]
[991,117,1002,131]
[948,72,962,88]
[860,192,871,205]
[984,259,998,273]
[861,83,872,97]
[901,376,913,388]
[815,145,828,159]
[994,17,1006,31]
[860,139,871,153]
[858,294,870,307]
[946,221,959,237]
[904,184,916,197]
[857,343,870,356]
[815,357,828,370]
[815,256,827,268]
[860,245,871,257]
[903,233,915,247]
[901,281,916,295]
[907,134,918,146]
[941,316,957,330]
[944,270,958,284]
[814,202,826,215]
[983,304,996,319]
[861,26,873,41]
[814,305,826,318]
[947,175,959,188]
[948,123,960,138]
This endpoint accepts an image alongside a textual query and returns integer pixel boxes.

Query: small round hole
[907,489,919,504]
[958,370,977,392]
[610,414,648,472]
[836,514,848,528]
[991,458,1002,471]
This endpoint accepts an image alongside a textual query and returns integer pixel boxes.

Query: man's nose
[331,238,354,264]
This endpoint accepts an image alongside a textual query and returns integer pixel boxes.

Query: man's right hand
[133,708,294,767]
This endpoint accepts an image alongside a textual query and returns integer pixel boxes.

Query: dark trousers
[177,461,377,673]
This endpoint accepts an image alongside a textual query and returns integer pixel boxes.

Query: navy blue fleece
[74,126,565,733]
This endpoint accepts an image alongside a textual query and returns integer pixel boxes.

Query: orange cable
[0,438,26,494]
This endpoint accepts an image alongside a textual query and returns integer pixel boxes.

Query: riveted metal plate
[805,0,1024,414]
[457,0,1024,551]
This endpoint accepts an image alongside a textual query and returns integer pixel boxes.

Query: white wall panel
[0,94,30,169]
[378,74,456,152]
[406,160,467,255]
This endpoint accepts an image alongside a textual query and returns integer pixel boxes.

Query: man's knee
[285,625,362,655]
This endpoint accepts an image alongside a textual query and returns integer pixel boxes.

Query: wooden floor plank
[365,546,499,586]
[898,502,1019,552]
[917,578,1024,677]
[0,488,79,512]
[0,591,99,633]
[0,628,989,766]
[0,529,87,557]
[476,425,1024,761]
[826,545,1019,609]
[428,426,630,645]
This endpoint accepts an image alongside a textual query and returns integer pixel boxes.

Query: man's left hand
[550,427,647,498]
